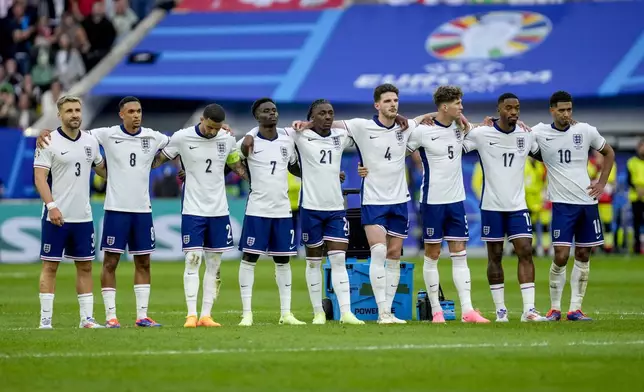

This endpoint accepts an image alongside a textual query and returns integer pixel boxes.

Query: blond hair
[56,95,82,111]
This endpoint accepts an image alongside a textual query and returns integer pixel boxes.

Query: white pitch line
[0,340,643,360]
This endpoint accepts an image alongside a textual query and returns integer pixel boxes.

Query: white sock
[239,260,255,315]
[549,262,567,311]
[305,257,323,314]
[275,262,292,316]
[39,293,54,325]
[490,283,506,312]
[101,288,116,320]
[78,293,93,320]
[328,250,351,314]
[183,251,202,317]
[520,282,536,313]
[369,243,387,315]
[451,251,474,314]
[570,259,590,312]
[133,284,150,320]
[385,259,401,314]
[423,256,441,312]
[202,252,222,318]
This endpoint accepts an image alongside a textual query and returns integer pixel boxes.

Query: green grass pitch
[1,256,643,391]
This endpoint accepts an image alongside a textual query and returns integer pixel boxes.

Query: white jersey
[34,129,103,222]
[463,123,539,211]
[239,128,297,218]
[89,125,170,213]
[291,128,353,211]
[407,121,466,205]
[533,122,606,205]
[162,125,238,217]
[342,116,416,205]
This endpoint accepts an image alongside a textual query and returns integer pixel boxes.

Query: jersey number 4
[384,147,392,161]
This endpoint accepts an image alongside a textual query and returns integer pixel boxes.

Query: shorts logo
[553,230,560,239]
[332,136,341,150]
[280,146,288,161]
[573,133,583,149]
[43,244,51,253]
[141,138,151,153]
[426,228,434,237]
[247,237,255,246]
[302,233,309,242]
[483,226,490,236]
[516,136,525,152]
[84,146,93,162]
[183,235,190,244]
[107,236,115,246]
[217,142,226,156]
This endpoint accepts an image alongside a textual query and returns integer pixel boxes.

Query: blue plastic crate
[323,258,414,321]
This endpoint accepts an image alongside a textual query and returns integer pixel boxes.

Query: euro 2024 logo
[354,11,553,95]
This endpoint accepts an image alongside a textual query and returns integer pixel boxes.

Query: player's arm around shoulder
[90,136,108,178]
[153,129,180,168]
[226,137,249,181]
[406,123,425,155]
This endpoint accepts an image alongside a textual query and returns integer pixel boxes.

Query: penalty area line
[1,340,643,360]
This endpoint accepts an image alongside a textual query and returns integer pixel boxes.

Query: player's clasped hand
[339,171,346,183]
[357,164,368,178]
[36,129,53,149]
[48,207,64,226]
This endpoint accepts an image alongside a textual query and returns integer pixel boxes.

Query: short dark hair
[202,103,225,122]
[251,97,275,118]
[497,92,519,104]
[307,99,331,121]
[549,90,573,107]
[433,85,463,107]
[119,96,140,109]
[373,83,399,102]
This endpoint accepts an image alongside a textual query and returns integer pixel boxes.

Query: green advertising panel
[0,199,247,264]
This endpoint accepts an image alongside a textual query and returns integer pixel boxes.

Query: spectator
[14,73,40,105]
[42,0,70,24]
[55,12,89,53]
[81,1,116,70]
[71,0,100,19]
[0,0,14,19]
[4,58,23,90]
[40,78,62,117]
[55,32,85,89]
[30,47,55,89]
[0,84,18,127]
[16,92,36,128]
[627,138,644,254]
[110,0,138,42]
[33,15,56,50]
[8,0,36,73]
[153,165,181,198]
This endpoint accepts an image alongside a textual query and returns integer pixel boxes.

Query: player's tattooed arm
[227,160,249,181]
[93,160,107,178]
[151,151,170,168]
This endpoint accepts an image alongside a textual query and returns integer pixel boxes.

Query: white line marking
[1,340,642,360]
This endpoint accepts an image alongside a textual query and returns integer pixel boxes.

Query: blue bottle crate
[323,258,414,321]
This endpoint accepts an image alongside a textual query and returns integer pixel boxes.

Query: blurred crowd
[0,0,151,129]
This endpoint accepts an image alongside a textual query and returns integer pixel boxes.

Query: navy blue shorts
[551,203,604,247]
[300,208,349,247]
[182,215,234,253]
[480,209,533,242]
[421,201,469,244]
[41,221,95,262]
[100,211,155,255]
[239,215,296,256]
[361,202,409,238]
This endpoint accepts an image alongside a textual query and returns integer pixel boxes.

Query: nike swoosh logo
[189,146,198,150]
[596,235,602,239]
[430,284,438,288]
[285,284,291,287]
[369,136,378,139]
[240,285,248,288]
[340,281,348,284]
[289,246,296,250]
[311,283,320,287]
[61,151,69,155]
[227,240,233,245]
[489,142,498,145]
[465,281,471,284]
[546,138,555,141]
[115,140,124,144]
[431,136,439,141]
[377,276,385,280]
[254,150,264,154]
[308,138,316,141]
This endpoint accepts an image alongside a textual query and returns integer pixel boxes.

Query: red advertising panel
[176,0,345,12]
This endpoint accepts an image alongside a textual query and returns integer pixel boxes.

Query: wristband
[46,202,57,210]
